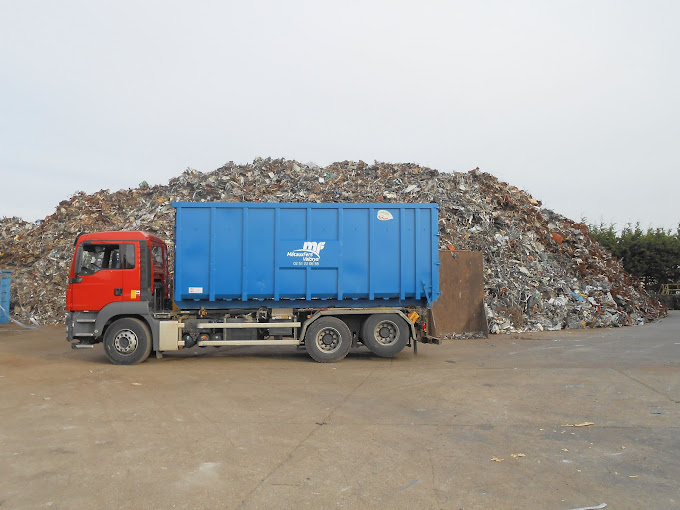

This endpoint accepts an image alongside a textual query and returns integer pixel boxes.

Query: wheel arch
[94,302,160,349]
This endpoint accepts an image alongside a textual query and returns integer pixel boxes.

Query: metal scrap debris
[0,158,667,330]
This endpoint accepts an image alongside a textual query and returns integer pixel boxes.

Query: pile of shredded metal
[0,158,666,332]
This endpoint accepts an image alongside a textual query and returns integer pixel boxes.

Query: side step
[71,343,94,349]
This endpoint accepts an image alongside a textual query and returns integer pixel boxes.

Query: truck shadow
[145,346,393,364]
[65,344,399,365]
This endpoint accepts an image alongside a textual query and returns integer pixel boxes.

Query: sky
[1,0,678,231]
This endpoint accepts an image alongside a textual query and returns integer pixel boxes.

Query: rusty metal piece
[432,250,488,338]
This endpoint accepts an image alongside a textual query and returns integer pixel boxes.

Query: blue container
[172,202,440,309]
[0,270,10,324]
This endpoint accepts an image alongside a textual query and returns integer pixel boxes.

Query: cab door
[120,243,141,302]
[70,242,137,311]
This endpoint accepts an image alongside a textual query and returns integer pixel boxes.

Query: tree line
[587,222,680,291]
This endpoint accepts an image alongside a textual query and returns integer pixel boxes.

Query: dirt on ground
[1,313,679,509]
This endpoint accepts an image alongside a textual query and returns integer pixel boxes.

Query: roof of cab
[76,231,165,245]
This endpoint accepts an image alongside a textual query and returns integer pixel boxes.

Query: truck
[66,202,440,364]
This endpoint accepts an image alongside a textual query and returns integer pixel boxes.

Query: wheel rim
[113,329,139,354]
[315,327,341,353]
[373,320,398,345]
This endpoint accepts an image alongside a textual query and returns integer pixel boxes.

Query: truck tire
[361,314,410,358]
[305,317,352,363]
[103,318,152,365]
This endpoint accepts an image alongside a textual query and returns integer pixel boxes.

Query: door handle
[114,288,123,296]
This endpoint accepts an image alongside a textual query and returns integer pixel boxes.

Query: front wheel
[304,317,352,363]
[103,318,152,365]
[361,314,410,358]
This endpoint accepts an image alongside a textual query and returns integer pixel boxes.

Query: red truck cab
[67,231,169,311]
[66,231,169,359]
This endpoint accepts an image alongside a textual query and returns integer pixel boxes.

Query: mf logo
[301,241,326,257]
[287,241,326,259]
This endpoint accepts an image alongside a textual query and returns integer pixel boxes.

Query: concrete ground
[1,313,679,510]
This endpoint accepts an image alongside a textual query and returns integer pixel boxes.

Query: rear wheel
[361,314,410,358]
[103,318,152,365]
[305,317,352,363]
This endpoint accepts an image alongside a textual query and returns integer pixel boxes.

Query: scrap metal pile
[0,158,666,332]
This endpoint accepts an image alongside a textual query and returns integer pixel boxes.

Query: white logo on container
[287,242,326,260]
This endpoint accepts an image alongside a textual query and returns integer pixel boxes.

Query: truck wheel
[103,318,152,365]
[305,317,352,363]
[361,314,410,357]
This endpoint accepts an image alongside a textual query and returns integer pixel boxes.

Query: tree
[587,222,680,290]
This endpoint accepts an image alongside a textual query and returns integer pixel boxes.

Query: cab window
[151,245,164,266]
[78,244,135,274]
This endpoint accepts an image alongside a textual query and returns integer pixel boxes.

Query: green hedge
[587,222,680,291]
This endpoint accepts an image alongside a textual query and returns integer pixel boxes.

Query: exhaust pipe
[71,343,94,350]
